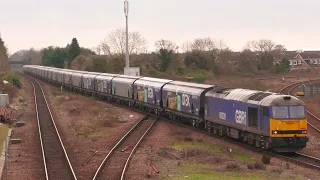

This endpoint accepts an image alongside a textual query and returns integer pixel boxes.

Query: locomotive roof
[206,87,305,106]
[259,94,305,106]
[223,88,261,101]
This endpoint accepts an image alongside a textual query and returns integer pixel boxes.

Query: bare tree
[27,48,42,65]
[191,37,216,51]
[274,44,287,53]
[93,45,101,55]
[244,39,282,70]
[154,39,178,52]
[0,38,9,71]
[181,37,223,53]
[10,48,42,65]
[99,28,147,56]
[100,39,111,55]
[181,41,193,52]
[245,39,276,52]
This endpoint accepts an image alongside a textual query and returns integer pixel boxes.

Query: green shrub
[254,161,266,170]
[3,72,21,88]
[261,154,271,164]
[193,73,206,83]
[247,163,254,170]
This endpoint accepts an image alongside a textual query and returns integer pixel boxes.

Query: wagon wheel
[191,119,196,127]
[206,122,211,133]
[219,127,224,137]
[213,128,218,135]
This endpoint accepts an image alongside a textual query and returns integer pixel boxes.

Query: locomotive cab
[266,95,309,152]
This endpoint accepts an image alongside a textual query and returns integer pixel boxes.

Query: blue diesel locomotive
[23,65,309,152]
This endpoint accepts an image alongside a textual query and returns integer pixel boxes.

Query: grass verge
[166,163,302,180]
[170,141,222,153]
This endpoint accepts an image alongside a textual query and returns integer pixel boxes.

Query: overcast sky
[1,0,320,54]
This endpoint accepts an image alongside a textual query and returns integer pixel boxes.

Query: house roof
[275,51,320,61]
[300,51,320,59]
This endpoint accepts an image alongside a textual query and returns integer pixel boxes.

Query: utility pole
[124,0,129,71]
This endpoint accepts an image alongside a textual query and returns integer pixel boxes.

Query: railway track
[27,76,77,180]
[287,152,320,169]
[92,114,159,180]
[279,79,320,133]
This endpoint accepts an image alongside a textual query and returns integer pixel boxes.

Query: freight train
[23,65,309,152]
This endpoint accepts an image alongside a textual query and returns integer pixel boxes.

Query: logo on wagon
[148,87,153,98]
[182,94,190,107]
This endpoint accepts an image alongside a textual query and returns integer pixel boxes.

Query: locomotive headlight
[272,130,278,134]
[301,130,307,134]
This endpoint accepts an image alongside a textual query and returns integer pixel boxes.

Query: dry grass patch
[0,125,9,151]
[71,106,123,141]
[225,162,240,171]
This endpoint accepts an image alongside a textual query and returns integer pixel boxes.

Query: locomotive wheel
[264,141,270,149]
[219,127,224,136]
[255,139,261,148]
[248,136,254,146]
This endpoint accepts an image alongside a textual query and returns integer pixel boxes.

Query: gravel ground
[2,77,43,180]
[41,83,143,180]
[126,121,320,180]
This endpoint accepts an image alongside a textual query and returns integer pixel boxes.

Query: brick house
[299,51,320,68]
[275,51,320,70]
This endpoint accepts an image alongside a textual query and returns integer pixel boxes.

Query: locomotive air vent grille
[248,92,272,101]
[254,93,273,101]
[248,92,264,100]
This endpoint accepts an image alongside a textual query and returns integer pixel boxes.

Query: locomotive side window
[191,103,194,113]
[262,106,269,117]
[248,107,258,127]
